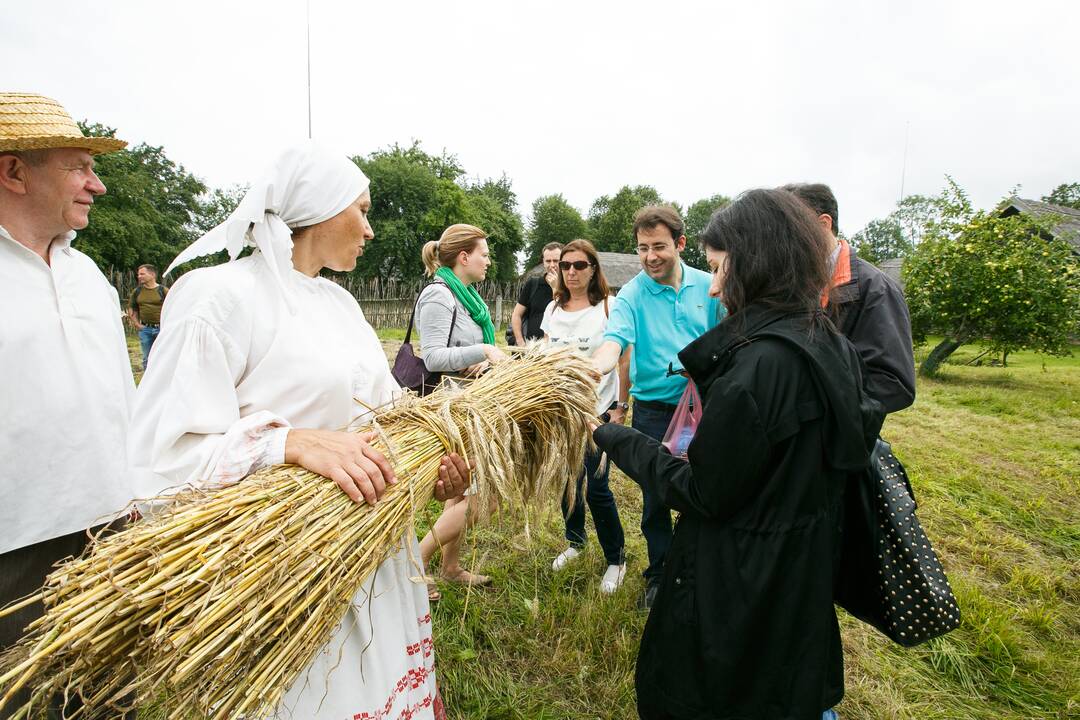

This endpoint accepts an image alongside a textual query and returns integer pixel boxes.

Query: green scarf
[435,266,495,344]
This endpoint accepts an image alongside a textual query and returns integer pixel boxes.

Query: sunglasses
[559,260,594,271]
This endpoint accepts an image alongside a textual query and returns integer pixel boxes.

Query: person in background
[511,242,561,345]
[590,205,723,610]
[416,224,507,598]
[0,92,135,719]
[782,182,916,414]
[127,263,168,369]
[594,189,883,720]
[542,239,628,594]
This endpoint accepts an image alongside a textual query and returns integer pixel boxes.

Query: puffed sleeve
[128,314,290,499]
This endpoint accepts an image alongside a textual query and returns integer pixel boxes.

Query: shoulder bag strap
[405,280,458,347]
[446,299,458,348]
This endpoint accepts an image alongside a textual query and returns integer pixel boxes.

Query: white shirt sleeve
[128,314,290,498]
[539,300,556,336]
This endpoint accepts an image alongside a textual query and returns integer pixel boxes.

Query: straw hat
[0,92,127,155]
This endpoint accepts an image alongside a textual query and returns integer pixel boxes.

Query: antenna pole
[898,121,909,205]
[306,0,312,139]
[898,121,912,251]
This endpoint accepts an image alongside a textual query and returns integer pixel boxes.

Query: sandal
[427,582,442,603]
[441,568,492,587]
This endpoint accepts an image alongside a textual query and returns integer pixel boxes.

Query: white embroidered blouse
[128,254,442,719]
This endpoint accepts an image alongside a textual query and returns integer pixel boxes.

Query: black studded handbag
[834,438,961,647]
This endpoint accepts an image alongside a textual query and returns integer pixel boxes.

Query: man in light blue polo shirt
[592,205,723,610]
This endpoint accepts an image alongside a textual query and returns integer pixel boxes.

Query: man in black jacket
[783,183,916,413]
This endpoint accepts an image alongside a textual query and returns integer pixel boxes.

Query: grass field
[415,341,1079,720]
[128,334,1078,719]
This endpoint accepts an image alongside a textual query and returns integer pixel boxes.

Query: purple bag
[392,282,457,396]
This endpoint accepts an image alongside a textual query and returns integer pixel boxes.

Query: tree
[76,122,207,273]
[195,184,247,233]
[353,142,525,281]
[903,180,1080,375]
[587,185,664,253]
[893,193,943,251]
[1042,182,1080,210]
[850,217,907,266]
[683,194,731,270]
[464,175,524,281]
[524,194,589,268]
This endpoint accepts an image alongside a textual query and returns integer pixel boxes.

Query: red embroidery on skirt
[346,614,439,720]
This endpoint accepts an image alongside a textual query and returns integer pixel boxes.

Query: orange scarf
[823,238,851,307]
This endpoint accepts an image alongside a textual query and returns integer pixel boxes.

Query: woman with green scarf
[417,223,508,595]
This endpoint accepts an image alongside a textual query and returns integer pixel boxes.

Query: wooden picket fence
[108,269,524,330]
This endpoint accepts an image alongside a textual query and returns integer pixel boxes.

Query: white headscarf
[165,141,370,309]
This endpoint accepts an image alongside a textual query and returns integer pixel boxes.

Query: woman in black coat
[594,189,885,720]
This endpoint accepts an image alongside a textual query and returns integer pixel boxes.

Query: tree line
[76,123,732,282]
[78,122,1078,373]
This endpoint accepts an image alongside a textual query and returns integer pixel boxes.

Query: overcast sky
[4,0,1078,239]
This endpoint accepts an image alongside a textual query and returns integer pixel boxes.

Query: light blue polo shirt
[604,262,724,404]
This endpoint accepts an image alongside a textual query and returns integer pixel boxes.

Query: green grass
[418,342,1079,720]
[128,332,1078,718]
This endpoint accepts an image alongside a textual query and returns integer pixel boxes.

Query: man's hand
[607,407,626,425]
[434,453,472,501]
[544,270,559,293]
[285,428,396,505]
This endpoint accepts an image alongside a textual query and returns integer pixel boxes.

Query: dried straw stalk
[0,347,597,719]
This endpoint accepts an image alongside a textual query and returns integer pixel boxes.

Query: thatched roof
[998,197,1080,254]
[526,251,643,289]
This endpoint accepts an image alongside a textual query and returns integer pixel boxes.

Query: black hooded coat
[594,305,884,720]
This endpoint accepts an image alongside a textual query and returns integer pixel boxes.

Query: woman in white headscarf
[129,142,465,719]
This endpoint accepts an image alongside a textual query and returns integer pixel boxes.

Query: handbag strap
[404,280,457,347]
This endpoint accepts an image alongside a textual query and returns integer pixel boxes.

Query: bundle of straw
[0,347,597,720]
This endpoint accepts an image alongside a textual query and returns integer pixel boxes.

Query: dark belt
[633,398,678,413]
[143,323,160,328]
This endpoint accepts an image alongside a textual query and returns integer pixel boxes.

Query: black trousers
[630,401,677,587]
[0,525,132,719]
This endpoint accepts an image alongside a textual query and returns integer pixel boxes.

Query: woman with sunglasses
[542,239,627,594]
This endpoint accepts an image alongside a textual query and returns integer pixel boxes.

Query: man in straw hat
[0,92,135,717]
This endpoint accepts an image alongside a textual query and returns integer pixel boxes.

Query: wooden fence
[109,270,524,330]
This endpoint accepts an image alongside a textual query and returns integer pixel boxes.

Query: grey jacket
[416,283,487,372]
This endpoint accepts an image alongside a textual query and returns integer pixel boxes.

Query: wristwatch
[616,401,630,411]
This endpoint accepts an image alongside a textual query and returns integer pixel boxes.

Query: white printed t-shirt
[540,298,618,416]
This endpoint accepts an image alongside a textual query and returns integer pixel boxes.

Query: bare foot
[441,568,492,586]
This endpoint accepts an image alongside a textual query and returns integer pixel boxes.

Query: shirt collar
[642,260,692,295]
[0,224,77,257]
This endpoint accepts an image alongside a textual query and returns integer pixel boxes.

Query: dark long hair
[554,239,611,308]
[700,189,833,318]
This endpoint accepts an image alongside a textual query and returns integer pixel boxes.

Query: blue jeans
[630,401,676,587]
[823,711,839,720]
[138,325,160,370]
[562,444,625,565]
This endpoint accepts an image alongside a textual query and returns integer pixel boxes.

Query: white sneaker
[599,563,626,594]
[551,547,581,571]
